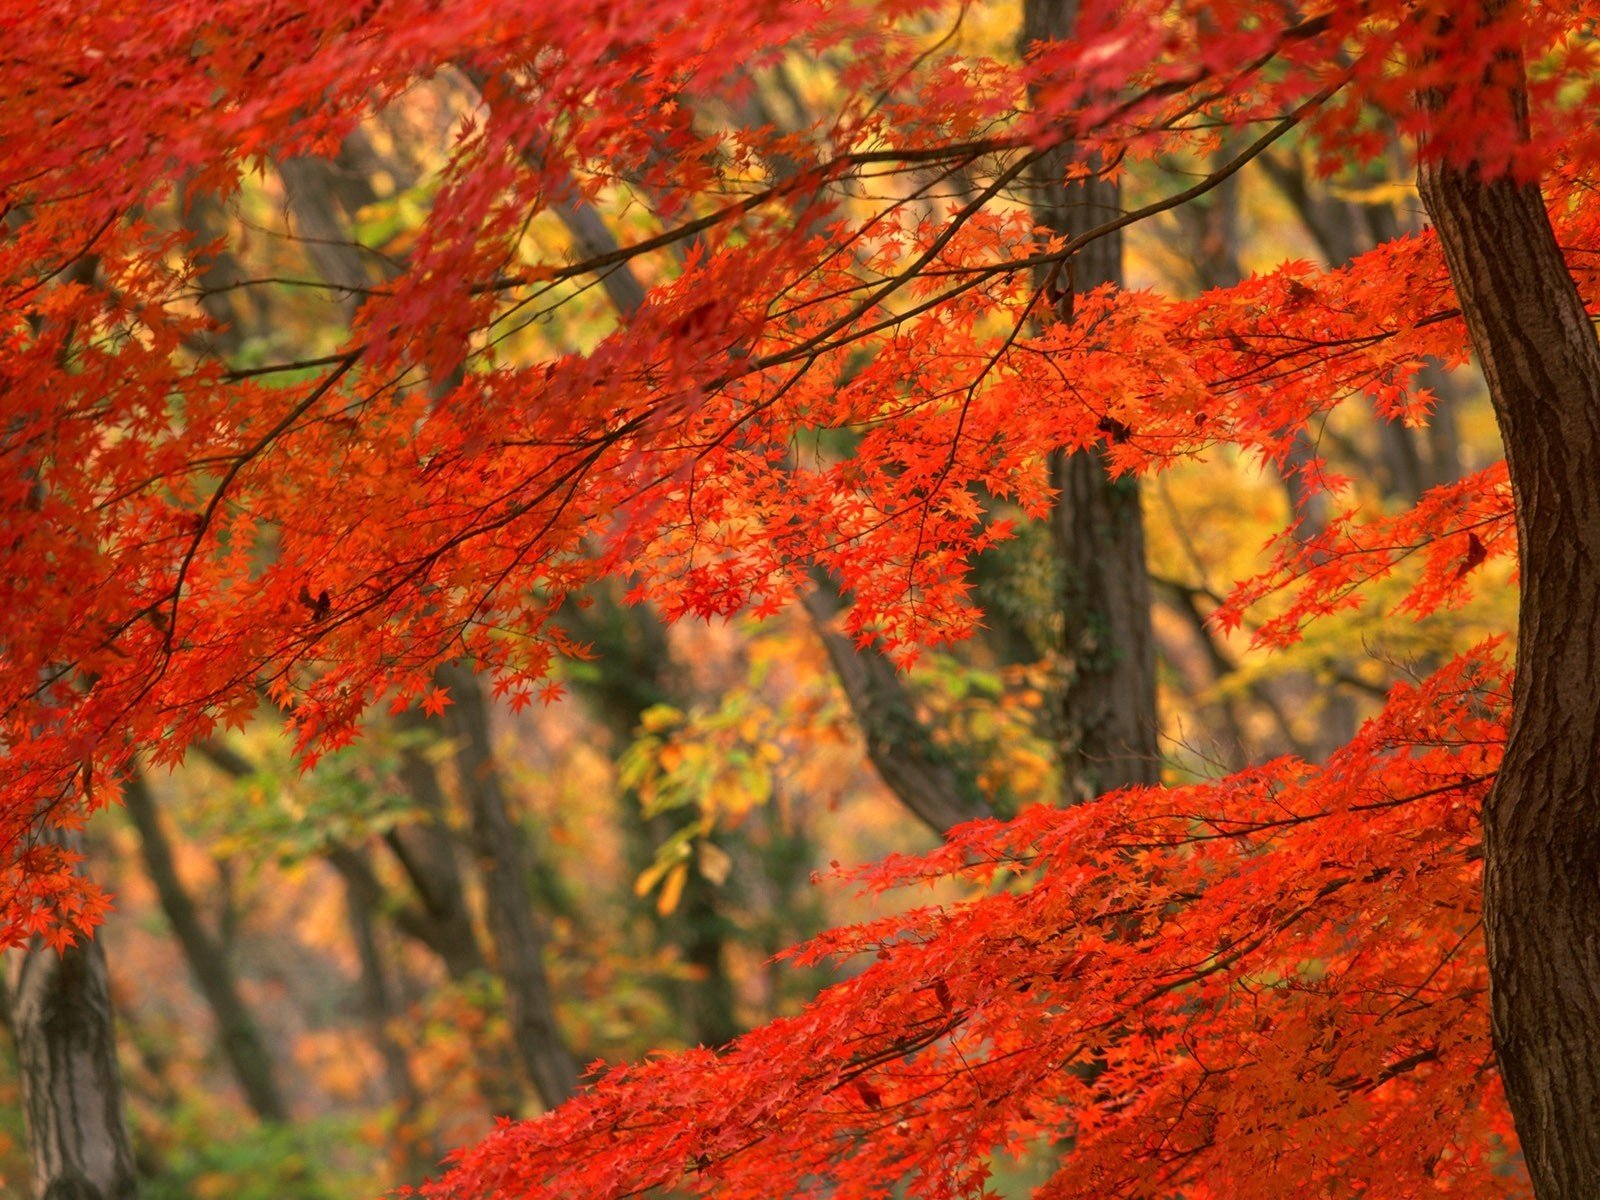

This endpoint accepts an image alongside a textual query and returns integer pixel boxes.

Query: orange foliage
[6,0,1599,1194]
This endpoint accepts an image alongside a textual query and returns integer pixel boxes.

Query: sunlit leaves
[7,0,1600,1193]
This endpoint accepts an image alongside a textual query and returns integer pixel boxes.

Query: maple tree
[8,0,1600,1196]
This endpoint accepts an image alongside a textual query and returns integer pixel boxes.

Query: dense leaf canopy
[6,0,1599,1194]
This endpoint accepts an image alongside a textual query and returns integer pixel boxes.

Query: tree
[1023,0,1160,802]
[5,0,1600,1195]
[4,833,137,1200]
[121,769,289,1123]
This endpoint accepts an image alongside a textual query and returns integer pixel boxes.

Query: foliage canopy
[7,0,1599,1195]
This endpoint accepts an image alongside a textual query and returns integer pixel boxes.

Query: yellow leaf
[640,704,684,733]
[634,857,672,897]
[656,862,689,915]
[706,775,752,818]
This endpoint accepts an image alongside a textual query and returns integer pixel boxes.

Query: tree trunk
[4,835,138,1200]
[202,737,531,1118]
[1417,26,1600,1197]
[1024,0,1160,800]
[441,664,579,1109]
[122,770,288,1123]
[562,592,745,1046]
[802,582,988,835]
[343,875,436,1183]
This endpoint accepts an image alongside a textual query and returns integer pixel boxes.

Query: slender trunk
[276,155,372,322]
[278,146,579,1110]
[388,713,496,983]
[201,738,529,1118]
[560,576,743,1048]
[441,665,579,1109]
[343,876,436,1182]
[1170,142,1245,295]
[526,42,990,845]
[1025,0,1160,800]
[655,861,739,1049]
[1420,360,1465,488]
[122,771,288,1122]
[179,185,248,358]
[330,834,526,1118]
[802,584,988,835]
[1417,18,1600,1195]
[4,836,138,1200]
[1281,435,1359,756]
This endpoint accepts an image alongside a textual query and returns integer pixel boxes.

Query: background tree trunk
[122,770,288,1123]
[441,664,580,1108]
[802,582,988,835]
[342,874,437,1183]
[1024,0,1160,800]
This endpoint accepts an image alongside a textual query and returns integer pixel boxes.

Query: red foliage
[424,650,1508,1198]
[6,0,1600,1193]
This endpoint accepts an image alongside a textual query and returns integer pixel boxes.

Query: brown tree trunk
[1417,22,1600,1196]
[342,875,437,1182]
[265,157,581,1113]
[201,737,532,1118]
[3,835,138,1200]
[441,664,579,1108]
[1024,0,1160,800]
[802,582,988,835]
[558,590,742,1046]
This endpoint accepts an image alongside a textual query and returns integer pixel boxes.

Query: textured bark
[1417,41,1600,1199]
[1047,450,1160,797]
[802,583,989,836]
[1024,0,1160,800]
[4,836,138,1200]
[122,771,288,1122]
